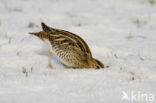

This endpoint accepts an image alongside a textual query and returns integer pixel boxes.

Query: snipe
[29,22,104,69]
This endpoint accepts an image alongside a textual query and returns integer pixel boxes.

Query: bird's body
[29,22,104,69]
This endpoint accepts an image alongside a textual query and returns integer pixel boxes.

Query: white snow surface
[0,0,156,103]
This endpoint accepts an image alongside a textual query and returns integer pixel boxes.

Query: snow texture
[0,0,156,103]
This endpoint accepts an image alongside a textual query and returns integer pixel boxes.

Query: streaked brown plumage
[29,22,104,69]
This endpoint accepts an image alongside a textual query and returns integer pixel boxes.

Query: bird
[29,22,104,69]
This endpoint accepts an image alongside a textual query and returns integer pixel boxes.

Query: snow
[0,0,156,103]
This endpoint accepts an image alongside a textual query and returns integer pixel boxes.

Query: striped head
[88,58,104,69]
[29,22,56,44]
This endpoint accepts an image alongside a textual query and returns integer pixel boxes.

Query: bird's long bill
[29,31,46,39]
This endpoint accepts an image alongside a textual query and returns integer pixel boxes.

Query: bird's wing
[41,22,93,59]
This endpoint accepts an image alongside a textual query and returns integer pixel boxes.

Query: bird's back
[30,23,93,68]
